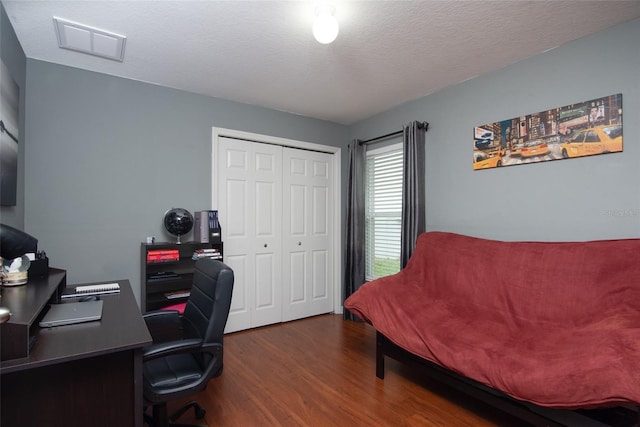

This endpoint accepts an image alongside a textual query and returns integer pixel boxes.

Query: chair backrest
[181,259,234,346]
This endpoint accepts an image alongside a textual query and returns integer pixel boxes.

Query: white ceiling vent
[53,17,126,62]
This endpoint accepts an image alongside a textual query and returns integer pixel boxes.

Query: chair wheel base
[194,406,206,420]
[145,401,207,427]
[170,401,206,423]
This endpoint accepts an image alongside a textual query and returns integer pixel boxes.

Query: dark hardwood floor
[163,314,536,426]
[160,314,638,426]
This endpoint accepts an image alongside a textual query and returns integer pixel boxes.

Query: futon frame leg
[376,332,385,379]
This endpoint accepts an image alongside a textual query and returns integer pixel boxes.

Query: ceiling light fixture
[313,3,339,44]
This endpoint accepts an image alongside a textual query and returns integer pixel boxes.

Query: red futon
[345,231,640,410]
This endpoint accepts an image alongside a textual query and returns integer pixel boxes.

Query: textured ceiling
[4,1,640,125]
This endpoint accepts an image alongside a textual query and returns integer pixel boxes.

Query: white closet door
[218,137,283,333]
[282,148,333,321]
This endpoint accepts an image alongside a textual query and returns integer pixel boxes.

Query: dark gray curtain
[343,139,366,320]
[401,121,427,268]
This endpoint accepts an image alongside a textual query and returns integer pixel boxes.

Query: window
[365,143,403,280]
[585,130,600,143]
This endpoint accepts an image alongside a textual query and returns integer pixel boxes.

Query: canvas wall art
[473,93,623,170]
[1,59,20,205]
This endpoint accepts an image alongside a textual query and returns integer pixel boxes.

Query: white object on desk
[61,282,121,299]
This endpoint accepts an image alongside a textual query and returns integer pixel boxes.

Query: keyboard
[61,282,121,299]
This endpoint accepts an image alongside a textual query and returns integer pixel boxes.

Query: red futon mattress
[345,231,640,408]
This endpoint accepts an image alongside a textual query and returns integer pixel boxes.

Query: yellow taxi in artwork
[473,150,502,170]
[509,142,523,156]
[560,125,623,158]
[520,139,549,158]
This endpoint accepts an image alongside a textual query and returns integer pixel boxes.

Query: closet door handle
[298,242,302,246]
[264,244,268,248]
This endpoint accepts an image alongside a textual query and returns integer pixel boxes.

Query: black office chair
[142,258,234,427]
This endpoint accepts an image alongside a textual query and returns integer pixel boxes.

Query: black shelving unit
[140,241,223,312]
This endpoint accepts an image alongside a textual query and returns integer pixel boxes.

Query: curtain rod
[359,121,429,146]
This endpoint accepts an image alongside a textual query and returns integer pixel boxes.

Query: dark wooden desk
[0,278,152,427]
[0,268,67,360]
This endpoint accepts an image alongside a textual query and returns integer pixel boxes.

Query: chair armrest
[143,309,180,325]
[143,338,203,361]
[143,310,182,343]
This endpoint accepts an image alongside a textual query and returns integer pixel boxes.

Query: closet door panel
[283,148,333,322]
[288,251,306,303]
[226,180,247,237]
[219,138,282,332]
[289,184,306,236]
[219,139,253,333]
[251,143,283,328]
[224,254,249,324]
[312,250,329,299]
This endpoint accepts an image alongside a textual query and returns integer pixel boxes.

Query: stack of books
[164,290,191,300]
[192,248,222,261]
[147,249,180,263]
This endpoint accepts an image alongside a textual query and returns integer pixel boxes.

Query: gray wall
[0,3,26,229]
[9,15,640,305]
[351,18,640,242]
[24,60,348,303]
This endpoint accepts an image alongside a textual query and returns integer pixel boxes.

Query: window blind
[365,145,403,280]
